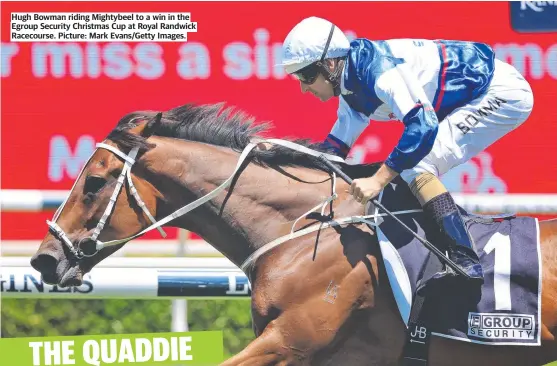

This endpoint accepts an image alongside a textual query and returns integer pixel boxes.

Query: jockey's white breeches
[400,59,534,184]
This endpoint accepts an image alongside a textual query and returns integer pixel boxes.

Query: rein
[46,137,420,272]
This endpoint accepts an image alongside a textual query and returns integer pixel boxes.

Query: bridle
[45,134,347,261]
[46,142,167,259]
[47,135,420,272]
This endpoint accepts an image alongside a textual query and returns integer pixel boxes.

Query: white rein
[47,137,420,268]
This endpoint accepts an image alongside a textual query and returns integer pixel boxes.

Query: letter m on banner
[48,135,95,182]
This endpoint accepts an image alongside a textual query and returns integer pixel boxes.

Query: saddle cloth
[368,180,542,346]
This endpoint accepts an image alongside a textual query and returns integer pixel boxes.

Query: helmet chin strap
[328,58,345,97]
[316,57,345,97]
[314,23,345,97]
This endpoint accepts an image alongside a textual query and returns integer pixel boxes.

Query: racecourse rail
[3,189,557,214]
[1,260,251,299]
[2,189,557,300]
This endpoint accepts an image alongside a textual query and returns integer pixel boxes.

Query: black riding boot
[423,192,484,285]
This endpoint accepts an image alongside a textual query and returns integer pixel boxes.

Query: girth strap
[401,253,443,366]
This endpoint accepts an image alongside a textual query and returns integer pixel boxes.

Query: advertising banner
[2,2,556,239]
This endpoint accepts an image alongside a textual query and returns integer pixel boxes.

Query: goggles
[292,63,322,85]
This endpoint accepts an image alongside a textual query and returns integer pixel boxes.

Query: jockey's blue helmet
[280,16,350,90]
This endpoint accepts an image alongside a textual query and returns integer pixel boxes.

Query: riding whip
[317,154,472,279]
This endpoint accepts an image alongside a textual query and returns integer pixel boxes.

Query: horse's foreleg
[220,321,303,366]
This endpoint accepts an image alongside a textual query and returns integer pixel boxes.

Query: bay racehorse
[31,103,557,365]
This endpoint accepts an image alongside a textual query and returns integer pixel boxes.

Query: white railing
[0,239,220,256]
[3,189,557,214]
[0,266,249,300]
[2,189,556,257]
[0,257,246,332]
[2,189,556,334]
[1,256,240,270]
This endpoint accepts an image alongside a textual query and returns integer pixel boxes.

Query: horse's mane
[106,102,382,178]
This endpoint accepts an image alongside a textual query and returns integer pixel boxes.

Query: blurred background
[1,1,556,360]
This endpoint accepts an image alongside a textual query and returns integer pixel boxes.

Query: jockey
[279,16,534,286]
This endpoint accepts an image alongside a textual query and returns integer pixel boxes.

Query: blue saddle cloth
[368,179,541,346]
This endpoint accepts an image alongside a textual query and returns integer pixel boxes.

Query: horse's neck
[147,140,338,265]
[146,140,410,344]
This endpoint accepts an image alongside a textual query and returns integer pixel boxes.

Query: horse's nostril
[30,253,59,277]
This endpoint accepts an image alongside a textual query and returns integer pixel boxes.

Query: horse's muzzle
[30,242,76,286]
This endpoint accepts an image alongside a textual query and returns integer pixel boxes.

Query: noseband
[46,142,167,259]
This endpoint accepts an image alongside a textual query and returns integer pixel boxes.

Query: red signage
[2,2,556,239]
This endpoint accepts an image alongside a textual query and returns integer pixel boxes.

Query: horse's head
[30,101,371,287]
[31,113,165,287]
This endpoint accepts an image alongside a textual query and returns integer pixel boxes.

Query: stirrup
[449,247,484,280]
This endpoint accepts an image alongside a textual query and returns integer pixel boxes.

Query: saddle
[363,178,542,365]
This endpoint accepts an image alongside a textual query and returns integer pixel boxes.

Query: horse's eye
[84,175,106,195]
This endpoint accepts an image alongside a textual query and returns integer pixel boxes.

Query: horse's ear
[142,112,162,138]
[128,113,162,138]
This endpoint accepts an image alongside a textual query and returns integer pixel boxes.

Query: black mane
[106,102,382,178]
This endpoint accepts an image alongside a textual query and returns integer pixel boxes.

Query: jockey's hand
[349,176,385,205]
[348,164,399,205]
